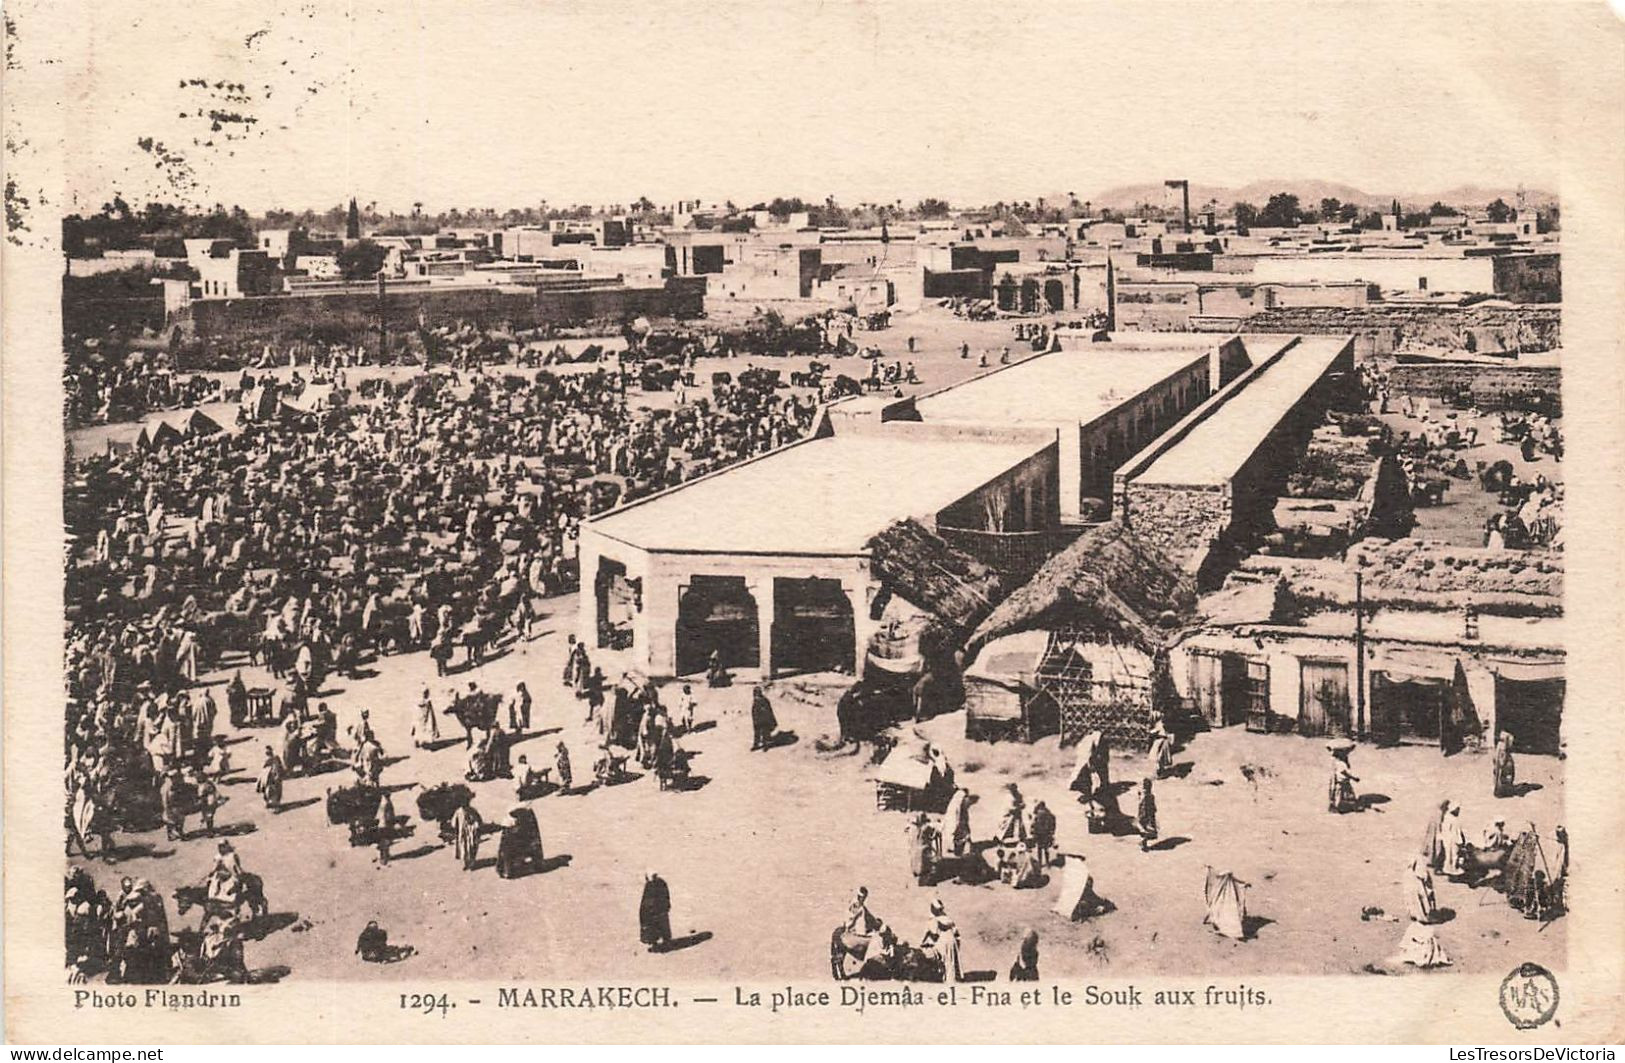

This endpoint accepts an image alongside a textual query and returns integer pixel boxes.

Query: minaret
[1104,252,1117,333]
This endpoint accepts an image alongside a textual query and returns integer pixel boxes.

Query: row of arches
[995,276,1068,313]
[673,574,856,679]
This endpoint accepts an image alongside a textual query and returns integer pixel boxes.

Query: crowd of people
[61,334,827,982]
[59,320,1569,986]
[66,358,224,427]
[1355,362,1565,547]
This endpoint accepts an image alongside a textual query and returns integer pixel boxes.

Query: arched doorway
[594,557,637,650]
[1020,279,1040,313]
[771,577,855,676]
[996,277,1018,311]
[1044,279,1066,312]
[675,576,759,676]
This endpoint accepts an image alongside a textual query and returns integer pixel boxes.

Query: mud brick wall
[63,292,166,334]
[183,279,705,344]
[1121,482,1230,573]
[1227,305,1561,358]
[1386,362,1561,413]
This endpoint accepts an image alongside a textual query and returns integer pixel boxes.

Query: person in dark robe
[496,807,543,879]
[430,629,454,676]
[554,742,573,792]
[255,746,284,811]
[1091,732,1112,792]
[1029,800,1057,867]
[1009,929,1040,982]
[226,671,248,728]
[706,650,731,688]
[451,802,482,871]
[355,921,390,962]
[639,871,672,952]
[749,686,777,751]
[1136,778,1159,852]
[584,667,606,724]
[654,726,679,790]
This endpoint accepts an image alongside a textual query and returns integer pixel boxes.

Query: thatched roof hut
[866,518,1005,638]
[969,522,1196,653]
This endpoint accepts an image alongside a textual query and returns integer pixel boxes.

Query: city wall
[1196,304,1561,357]
[1386,361,1562,413]
[183,279,706,343]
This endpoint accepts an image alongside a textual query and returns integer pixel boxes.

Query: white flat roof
[913,345,1208,427]
[588,431,1048,556]
[1132,336,1349,486]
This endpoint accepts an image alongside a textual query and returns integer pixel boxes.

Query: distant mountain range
[1079,179,1556,214]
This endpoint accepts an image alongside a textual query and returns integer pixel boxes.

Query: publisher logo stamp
[1499,963,1559,1030]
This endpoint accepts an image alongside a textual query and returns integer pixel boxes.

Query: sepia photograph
[4,0,1623,1047]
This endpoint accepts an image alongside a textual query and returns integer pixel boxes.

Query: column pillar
[645,573,679,677]
[1059,425,1082,522]
[748,577,774,677]
[577,538,602,649]
[630,571,652,672]
[844,577,877,677]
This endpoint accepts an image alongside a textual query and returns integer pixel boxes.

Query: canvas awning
[1371,646,1458,682]
[1487,657,1565,682]
[965,630,1051,688]
[872,752,936,791]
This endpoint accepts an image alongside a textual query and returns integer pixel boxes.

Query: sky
[12,0,1576,215]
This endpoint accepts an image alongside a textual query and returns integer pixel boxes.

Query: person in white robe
[919,898,962,982]
[1421,799,1451,870]
[1440,802,1469,878]
[1202,867,1249,940]
[1406,854,1438,924]
[1393,921,1452,968]
[1053,855,1105,921]
[942,788,974,857]
[412,689,440,748]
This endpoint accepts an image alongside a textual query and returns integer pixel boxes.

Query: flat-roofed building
[580,333,1251,677]
[1116,334,1356,584]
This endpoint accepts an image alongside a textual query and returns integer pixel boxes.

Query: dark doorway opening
[594,557,637,650]
[1369,672,1448,746]
[1495,675,1564,755]
[1019,279,1040,314]
[771,578,854,677]
[1044,279,1066,312]
[675,576,759,676]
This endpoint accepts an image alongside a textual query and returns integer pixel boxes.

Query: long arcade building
[579,332,1346,679]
